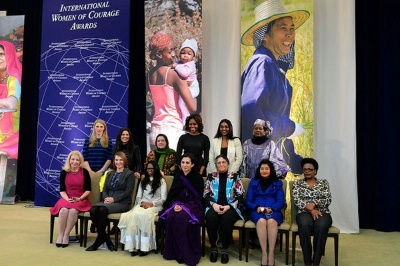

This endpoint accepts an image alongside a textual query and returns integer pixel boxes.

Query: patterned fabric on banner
[35,0,130,207]
[0,15,24,204]
[240,0,313,176]
[145,0,202,152]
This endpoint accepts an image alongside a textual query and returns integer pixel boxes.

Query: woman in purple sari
[160,153,204,266]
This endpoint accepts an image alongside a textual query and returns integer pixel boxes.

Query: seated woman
[246,159,285,266]
[50,150,91,248]
[293,158,332,266]
[204,155,245,264]
[85,151,134,251]
[159,153,204,266]
[118,161,167,256]
[144,133,177,176]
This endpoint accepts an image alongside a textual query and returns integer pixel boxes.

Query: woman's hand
[310,209,322,220]
[214,204,230,214]
[174,204,182,212]
[134,172,141,179]
[104,197,114,204]
[141,202,154,209]
[305,202,316,212]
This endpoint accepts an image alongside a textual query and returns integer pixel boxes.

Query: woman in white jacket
[209,119,243,174]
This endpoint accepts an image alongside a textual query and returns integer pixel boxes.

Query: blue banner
[35,0,130,206]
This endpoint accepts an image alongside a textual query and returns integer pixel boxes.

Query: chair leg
[291,233,296,266]
[50,215,55,244]
[245,228,251,262]
[238,228,243,261]
[79,217,84,246]
[280,232,283,252]
[285,231,289,265]
[84,219,89,247]
[334,235,339,266]
[201,224,206,257]
[113,222,118,251]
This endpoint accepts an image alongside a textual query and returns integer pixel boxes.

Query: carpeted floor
[1,202,399,266]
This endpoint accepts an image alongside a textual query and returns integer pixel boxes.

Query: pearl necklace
[0,74,9,84]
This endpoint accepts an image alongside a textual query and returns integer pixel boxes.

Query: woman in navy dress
[246,159,285,266]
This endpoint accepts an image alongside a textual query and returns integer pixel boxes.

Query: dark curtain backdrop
[355,0,400,231]
[2,0,399,231]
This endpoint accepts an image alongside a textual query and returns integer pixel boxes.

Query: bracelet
[79,197,82,201]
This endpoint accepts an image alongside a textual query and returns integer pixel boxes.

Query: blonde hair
[89,119,109,148]
[62,150,84,172]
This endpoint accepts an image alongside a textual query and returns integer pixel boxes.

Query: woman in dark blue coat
[246,159,285,266]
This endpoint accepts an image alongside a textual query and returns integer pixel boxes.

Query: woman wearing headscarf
[241,0,310,174]
[240,119,289,179]
[0,40,22,159]
[144,133,177,176]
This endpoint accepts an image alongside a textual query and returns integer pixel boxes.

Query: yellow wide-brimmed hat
[241,0,310,46]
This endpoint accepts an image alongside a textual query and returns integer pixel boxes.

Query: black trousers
[205,208,239,250]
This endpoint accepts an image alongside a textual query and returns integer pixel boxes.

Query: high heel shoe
[85,245,98,251]
[56,243,62,248]
[61,244,69,248]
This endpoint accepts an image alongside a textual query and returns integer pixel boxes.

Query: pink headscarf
[0,40,22,84]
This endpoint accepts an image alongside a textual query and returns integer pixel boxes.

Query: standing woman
[85,152,134,251]
[50,150,91,248]
[114,127,141,173]
[144,133,177,176]
[293,158,332,266]
[82,119,113,174]
[241,119,289,179]
[176,114,210,176]
[0,40,22,159]
[204,155,245,264]
[246,159,285,266]
[160,153,204,266]
[209,119,243,174]
[118,161,167,256]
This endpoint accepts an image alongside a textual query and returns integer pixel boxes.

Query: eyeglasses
[147,168,154,170]
[303,168,315,172]
[216,161,228,165]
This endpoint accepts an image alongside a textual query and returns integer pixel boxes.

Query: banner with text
[35,0,130,206]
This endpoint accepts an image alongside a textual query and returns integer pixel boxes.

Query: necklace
[0,73,9,84]
[70,169,79,175]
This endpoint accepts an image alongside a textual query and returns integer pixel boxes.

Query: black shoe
[85,245,98,251]
[139,251,148,256]
[90,223,97,233]
[56,243,62,248]
[106,239,115,251]
[210,250,218,263]
[61,244,69,248]
[131,250,139,256]
[221,253,229,264]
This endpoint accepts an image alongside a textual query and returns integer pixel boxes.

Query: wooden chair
[201,177,250,261]
[244,179,290,265]
[155,175,174,254]
[79,171,101,247]
[289,181,340,266]
[107,176,140,251]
